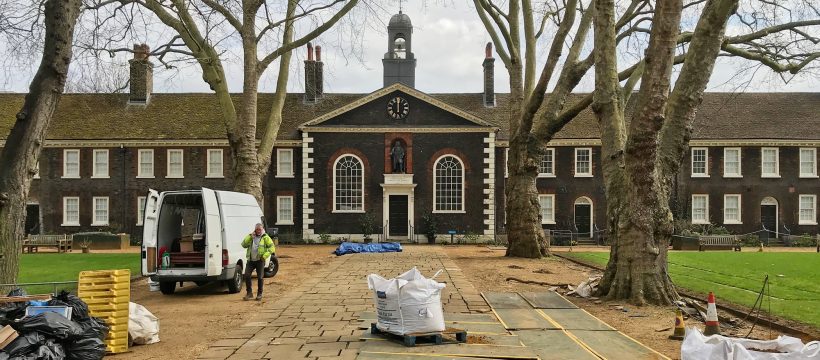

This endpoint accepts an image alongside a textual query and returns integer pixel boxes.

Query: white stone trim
[483,133,496,236]
[495,139,820,147]
[301,133,314,239]
[37,139,303,148]
[302,127,494,133]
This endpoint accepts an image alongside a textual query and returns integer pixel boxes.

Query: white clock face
[387,96,409,120]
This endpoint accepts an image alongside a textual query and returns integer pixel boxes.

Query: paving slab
[359,339,538,359]
[569,330,669,360]
[492,308,560,330]
[538,309,615,331]
[518,291,578,309]
[512,330,599,360]
[356,352,480,360]
[481,292,531,309]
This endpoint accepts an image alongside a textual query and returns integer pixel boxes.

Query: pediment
[299,83,495,129]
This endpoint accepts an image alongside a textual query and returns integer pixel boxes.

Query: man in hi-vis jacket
[241,223,274,301]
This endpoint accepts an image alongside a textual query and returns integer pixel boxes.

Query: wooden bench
[698,235,740,251]
[22,235,73,253]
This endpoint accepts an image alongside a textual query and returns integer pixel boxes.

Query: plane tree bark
[0,0,82,285]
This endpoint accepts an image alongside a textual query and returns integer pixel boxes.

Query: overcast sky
[1,0,817,94]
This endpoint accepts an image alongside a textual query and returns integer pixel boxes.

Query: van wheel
[159,281,176,295]
[226,264,243,294]
[264,256,279,278]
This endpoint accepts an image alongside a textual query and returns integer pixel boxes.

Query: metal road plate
[482,292,532,309]
[539,309,615,331]
[519,291,578,309]
[357,352,481,360]
[493,309,560,330]
[569,330,670,360]
[513,330,599,360]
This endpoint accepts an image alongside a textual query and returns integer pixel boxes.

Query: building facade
[1,13,818,243]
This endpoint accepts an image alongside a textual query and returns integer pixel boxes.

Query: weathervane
[398,0,403,13]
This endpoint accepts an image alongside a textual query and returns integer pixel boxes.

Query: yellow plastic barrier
[77,269,131,354]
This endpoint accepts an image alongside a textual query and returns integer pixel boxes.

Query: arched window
[434,155,464,212]
[393,35,406,59]
[334,155,364,212]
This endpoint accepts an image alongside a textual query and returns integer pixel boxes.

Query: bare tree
[84,0,363,203]
[472,0,820,262]
[0,0,82,285]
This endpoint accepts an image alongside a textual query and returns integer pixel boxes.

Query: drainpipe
[121,145,127,236]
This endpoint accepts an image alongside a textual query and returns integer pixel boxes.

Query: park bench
[22,234,73,253]
[698,235,740,251]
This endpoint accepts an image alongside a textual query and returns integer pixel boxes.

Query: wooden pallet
[370,323,467,347]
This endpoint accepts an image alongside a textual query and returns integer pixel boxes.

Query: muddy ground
[111,245,338,360]
[443,245,787,360]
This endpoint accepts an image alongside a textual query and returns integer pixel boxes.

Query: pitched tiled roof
[1,92,819,143]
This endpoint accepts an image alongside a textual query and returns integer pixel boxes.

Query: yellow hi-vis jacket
[241,233,275,260]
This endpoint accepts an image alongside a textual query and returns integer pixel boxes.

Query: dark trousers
[244,260,264,295]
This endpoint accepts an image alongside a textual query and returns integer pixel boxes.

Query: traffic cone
[704,292,721,336]
[668,308,686,340]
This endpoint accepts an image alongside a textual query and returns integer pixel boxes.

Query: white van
[141,188,279,295]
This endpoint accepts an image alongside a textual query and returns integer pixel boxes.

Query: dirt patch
[110,245,337,360]
[444,245,785,360]
[466,334,491,344]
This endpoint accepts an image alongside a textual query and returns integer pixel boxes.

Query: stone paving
[198,247,490,360]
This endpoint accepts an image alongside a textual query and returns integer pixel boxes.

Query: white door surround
[381,174,416,240]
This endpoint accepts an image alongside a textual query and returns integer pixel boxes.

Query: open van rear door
[202,188,224,276]
[141,189,160,276]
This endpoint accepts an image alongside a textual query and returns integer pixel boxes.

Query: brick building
[1,12,818,243]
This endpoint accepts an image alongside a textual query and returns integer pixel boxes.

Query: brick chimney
[483,42,495,107]
[304,43,318,103]
[128,44,153,104]
[315,45,324,98]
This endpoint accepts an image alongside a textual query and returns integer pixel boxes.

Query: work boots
[243,292,254,301]
[255,292,263,301]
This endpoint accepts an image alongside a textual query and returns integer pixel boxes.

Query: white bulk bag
[367,267,446,335]
[682,327,820,360]
[129,302,160,345]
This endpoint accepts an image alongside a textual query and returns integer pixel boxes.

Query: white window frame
[537,148,556,178]
[92,149,109,179]
[798,194,817,225]
[761,147,780,178]
[166,149,184,178]
[723,194,742,224]
[799,148,817,178]
[137,149,154,178]
[691,147,709,178]
[92,197,109,226]
[62,197,80,226]
[276,196,295,225]
[574,148,593,178]
[723,148,742,178]
[504,148,509,178]
[137,196,146,226]
[206,149,224,178]
[33,161,40,179]
[538,194,556,224]
[332,154,365,213]
[691,194,710,224]
[62,149,80,179]
[276,148,294,178]
[433,154,466,213]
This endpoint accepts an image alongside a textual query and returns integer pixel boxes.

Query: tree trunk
[231,10,264,204]
[505,61,549,258]
[0,0,81,286]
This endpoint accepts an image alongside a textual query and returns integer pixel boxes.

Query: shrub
[318,232,331,243]
[421,211,438,242]
[359,212,376,241]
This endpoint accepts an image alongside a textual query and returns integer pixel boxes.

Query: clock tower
[383,11,416,88]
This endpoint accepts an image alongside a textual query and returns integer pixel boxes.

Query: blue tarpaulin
[333,242,403,256]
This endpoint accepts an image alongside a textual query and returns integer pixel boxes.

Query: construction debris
[681,327,820,360]
[566,276,602,298]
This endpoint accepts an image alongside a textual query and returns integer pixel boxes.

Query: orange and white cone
[704,291,721,336]
[669,308,686,340]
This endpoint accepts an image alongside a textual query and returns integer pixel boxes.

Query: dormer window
[393,36,406,59]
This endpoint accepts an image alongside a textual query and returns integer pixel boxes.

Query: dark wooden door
[389,195,408,237]
[761,205,777,231]
[25,204,40,235]
[574,204,592,238]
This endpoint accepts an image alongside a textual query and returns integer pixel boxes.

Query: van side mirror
[267,228,278,237]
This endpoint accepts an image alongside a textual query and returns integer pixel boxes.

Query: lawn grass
[14,253,140,294]
[562,252,820,329]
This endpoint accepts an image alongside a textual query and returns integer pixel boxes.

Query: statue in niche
[390,140,406,173]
